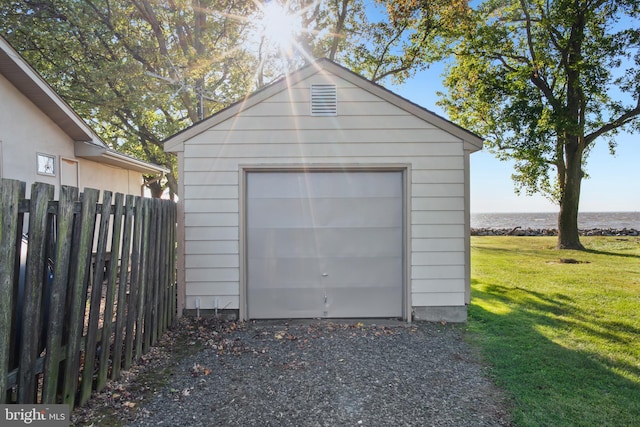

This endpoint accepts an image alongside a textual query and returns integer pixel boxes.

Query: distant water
[471,212,640,230]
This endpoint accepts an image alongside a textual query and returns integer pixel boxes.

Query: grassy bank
[468,236,640,427]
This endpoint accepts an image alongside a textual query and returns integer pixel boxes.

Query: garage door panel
[248,171,402,199]
[321,257,402,286]
[249,257,401,288]
[318,230,402,258]
[248,197,402,228]
[328,287,402,318]
[248,227,402,258]
[248,288,325,319]
[247,170,404,319]
[248,258,323,287]
[247,228,320,258]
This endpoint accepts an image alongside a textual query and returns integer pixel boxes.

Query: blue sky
[392,67,640,214]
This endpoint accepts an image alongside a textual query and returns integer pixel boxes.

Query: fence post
[19,182,55,403]
[0,179,26,403]
[42,185,79,403]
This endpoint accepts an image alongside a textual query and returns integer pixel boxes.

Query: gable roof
[163,58,483,153]
[0,36,167,174]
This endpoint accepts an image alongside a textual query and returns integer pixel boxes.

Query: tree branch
[519,0,537,66]
[585,97,640,145]
[371,22,410,81]
[329,0,350,61]
[371,64,411,83]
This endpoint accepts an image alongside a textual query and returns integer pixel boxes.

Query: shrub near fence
[0,178,177,410]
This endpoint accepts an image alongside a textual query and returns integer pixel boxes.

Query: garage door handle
[321,273,329,277]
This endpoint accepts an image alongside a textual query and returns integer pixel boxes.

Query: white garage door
[246,170,404,319]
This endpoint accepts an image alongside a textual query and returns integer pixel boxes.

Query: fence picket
[160,202,169,332]
[19,182,55,403]
[125,196,143,369]
[0,179,25,403]
[42,185,79,403]
[111,195,135,379]
[152,199,162,346]
[139,198,152,355]
[63,188,100,406]
[80,191,113,406]
[97,192,125,392]
[169,202,177,326]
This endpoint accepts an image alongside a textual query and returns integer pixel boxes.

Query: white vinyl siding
[179,69,468,314]
[186,296,239,311]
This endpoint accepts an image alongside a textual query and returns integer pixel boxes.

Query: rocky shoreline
[471,227,640,236]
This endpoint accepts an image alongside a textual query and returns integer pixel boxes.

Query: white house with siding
[0,36,166,197]
[164,59,483,322]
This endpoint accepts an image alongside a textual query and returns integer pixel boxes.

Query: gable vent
[310,84,337,116]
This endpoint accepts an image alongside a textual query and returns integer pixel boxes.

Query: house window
[310,84,337,116]
[37,153,56,176]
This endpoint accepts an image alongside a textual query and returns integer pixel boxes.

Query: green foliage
[1,0,433,197]
[442,1,637,195]
[383,0,640,247]
[445,1,640,191]
[469,236,640,426]
[1,0,260,197]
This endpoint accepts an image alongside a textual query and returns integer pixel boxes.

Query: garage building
[164,59,483,322]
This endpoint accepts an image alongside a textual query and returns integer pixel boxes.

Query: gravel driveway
[72,318,510,427]
[74,318,512,426]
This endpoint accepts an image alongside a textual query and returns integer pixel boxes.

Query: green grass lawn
[468,236,640,427]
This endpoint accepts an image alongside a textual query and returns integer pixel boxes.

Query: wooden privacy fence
[0,178,177,409]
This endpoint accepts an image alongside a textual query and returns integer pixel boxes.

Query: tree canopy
[386,0,640,249]
[0,0,437,197]
[2,0,257,197]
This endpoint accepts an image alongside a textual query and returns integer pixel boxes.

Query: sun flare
[255,1,304,54]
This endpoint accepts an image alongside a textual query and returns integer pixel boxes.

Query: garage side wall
[181,70,468,321]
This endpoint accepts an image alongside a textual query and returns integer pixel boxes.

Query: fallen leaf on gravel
[191,363,212,376]
[123,401,136,408]
[283,360,308,370]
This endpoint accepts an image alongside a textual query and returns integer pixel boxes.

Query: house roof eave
[0,36,101,144]
[75,141,168,175]
[2,36,168,175]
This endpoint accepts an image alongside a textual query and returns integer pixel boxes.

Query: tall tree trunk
[557,139,584,250]
[147,179,164,199]
[557,4,586,251]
